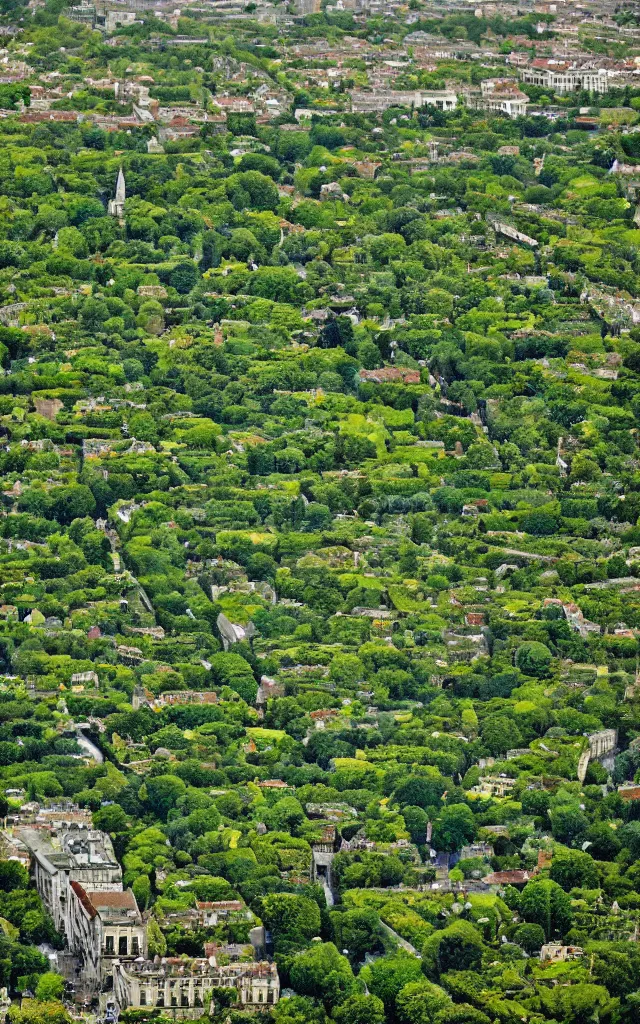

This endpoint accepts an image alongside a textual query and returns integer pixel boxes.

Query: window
[105,936,114,955]
[140,992,146,1006]
[156,995,164,1008]
[132,937,140,956]
[119,937,128,956]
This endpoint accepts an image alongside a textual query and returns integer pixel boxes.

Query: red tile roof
[359,367,421,384]
[483,869,534,885]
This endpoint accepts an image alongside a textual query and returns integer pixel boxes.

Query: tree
[92,805,129,834]
[34,974,65,1002]
[0,862,29,892]
[520,879,573,940]
[273,996,329,1024]
[249,266,301,304]
[422,921,485,979]
[132,875,151,910]
[187,876,236,901]
[549,850,599,891]
[359,953,423,1009]
[330,908,382,964]
[289,942,355,1008]
[146,918,167,958]
[520,789,551,818]
[434,1007,491,1024]
[515,641,553,678]
[169,262,200,294]
[539,983,616,1024]
[227,171,279,212]
[268,796,305,833]
[584,822,621,861]
[549,805,589,847]
[620,821,640,859]
[332,994,385,1024]
[8,1004,69,1024]
[432,804,477,853]
[512,923,545,953]
[259,893,321,946]
[329,653,364,686]
[137,299,165,336]
[394,773,446,809]
[48,486,96,525]
[396,981,452,1024]
[143,775,187,820]
[403,806,429,846]
[422,288,454,317]
[522,511,559,536]
[209,652,257,703]
[461,708,478,737]
[481,715,522,756]
[590,947,640,998]
[367,233,407,265]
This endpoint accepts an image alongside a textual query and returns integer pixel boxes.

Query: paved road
[75,729,104,763]
[322,882,334,907]
[379,921,418,955]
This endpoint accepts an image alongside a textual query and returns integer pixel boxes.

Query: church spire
[115,166,125,204]
[108,166,126,220]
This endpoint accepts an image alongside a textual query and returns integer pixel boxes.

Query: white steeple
[108,167,126,219]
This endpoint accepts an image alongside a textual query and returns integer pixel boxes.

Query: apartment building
[17,824,123,933]
[67,884,146,991]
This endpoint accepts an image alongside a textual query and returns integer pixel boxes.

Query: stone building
[68,884,146,990]
[111,957,280,1016]
[540,943,584,962]
[471,776,516,798]
[17,825,123,933]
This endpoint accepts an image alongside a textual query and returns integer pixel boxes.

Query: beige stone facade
[112,958,280,1016]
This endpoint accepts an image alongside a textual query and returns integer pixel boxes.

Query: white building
[349,88,457,113]
[462,79,529,118]
[519,60,612,95]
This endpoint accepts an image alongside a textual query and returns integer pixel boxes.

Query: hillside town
[1,1,640,1024]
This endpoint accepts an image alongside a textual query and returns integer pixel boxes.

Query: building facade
[112,958,280,1017]
[349,88,457,113]
[462,79,529,118]
[67,884,146,990]
[519,61,611,94]
[14,821,279,1011]
[18,824,123,934]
